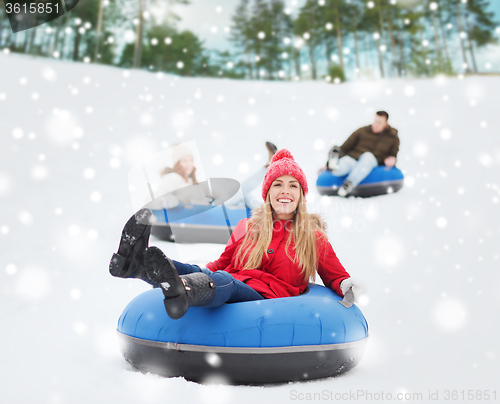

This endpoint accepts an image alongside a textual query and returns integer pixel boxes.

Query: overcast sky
[173,0,301,50]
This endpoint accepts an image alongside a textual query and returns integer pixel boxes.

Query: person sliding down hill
[320,111,400,197]
[110,149,362,319]
[143,143,211,210]
[145,142,278,211]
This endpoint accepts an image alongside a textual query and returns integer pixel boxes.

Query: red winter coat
[206,218,350,299]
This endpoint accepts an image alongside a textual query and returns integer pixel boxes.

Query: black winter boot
[144,247,216,319]
[109,208,153,282]
[265,141,278,168]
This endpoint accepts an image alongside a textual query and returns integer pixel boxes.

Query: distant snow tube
[117,284,368,385]
[317,166,404,197]
[150,204,249,244]
[147,177,247,244]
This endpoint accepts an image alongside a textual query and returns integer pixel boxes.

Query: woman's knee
[209,270,235,288]
[200,267,213,276]
[204,271,236,308]
[172,260,202,275]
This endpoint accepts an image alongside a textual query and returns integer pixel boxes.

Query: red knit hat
[262,149,308,201]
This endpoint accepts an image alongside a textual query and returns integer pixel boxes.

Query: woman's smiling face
[178,155,194,176]
[268,175,301,220]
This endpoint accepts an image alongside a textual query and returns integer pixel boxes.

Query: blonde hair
[234,187,328,283]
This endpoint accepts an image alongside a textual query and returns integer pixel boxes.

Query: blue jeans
[172,260,264,307]
[332,152,378,187]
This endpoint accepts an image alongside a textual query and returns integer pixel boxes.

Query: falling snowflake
[404,85,415,97]
[436,217,447,229]
[440,128,452,140]
[16,267,50,300]
[5,263,17,275]
[12,128,24,139]
[238,162,249,173]
[313,139,325,150]
[373,235,405,269]
[212,154,224,166]
[433,298,467,331]
[0,172,11,195]
[18,210,33,225]
[31,165,48,180]
[70,288,82,300]
[90,191,102,202]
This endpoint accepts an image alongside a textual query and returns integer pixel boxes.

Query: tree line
[0,0,497,81]
[229,0,498,80]
[0,0,242,78]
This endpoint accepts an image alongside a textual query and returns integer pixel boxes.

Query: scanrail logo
[3,0,79,33]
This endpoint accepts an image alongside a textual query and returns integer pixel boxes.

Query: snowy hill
[1,53,499,404]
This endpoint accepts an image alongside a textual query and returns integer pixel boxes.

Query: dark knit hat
[261,149,308,201]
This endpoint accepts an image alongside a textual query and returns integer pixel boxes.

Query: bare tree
[132,0,144,68]
[455,0,469,72]
[94,0,105,62]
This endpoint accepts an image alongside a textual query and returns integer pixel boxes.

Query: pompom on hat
[261,149,308,201]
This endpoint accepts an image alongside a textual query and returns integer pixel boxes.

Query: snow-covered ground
[1,53,499,404]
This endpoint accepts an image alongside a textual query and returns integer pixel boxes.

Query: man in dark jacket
[324,111,399,197]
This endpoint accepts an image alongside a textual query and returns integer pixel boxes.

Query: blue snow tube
[150,205,249,244]
[317,166,404,197]
[148,177,248,244]
[117,284,369,384]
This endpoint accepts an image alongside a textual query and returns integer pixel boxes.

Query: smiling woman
[110,149,362,317]
[268,175,301,220]
[110,149,368,382]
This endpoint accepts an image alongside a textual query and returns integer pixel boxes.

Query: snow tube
[149,177,248,244]
[317,166,404,197]
[117,284,368,385]
[151,204,249,244]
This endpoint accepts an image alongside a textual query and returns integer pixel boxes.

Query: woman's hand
[340,277,365,300]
